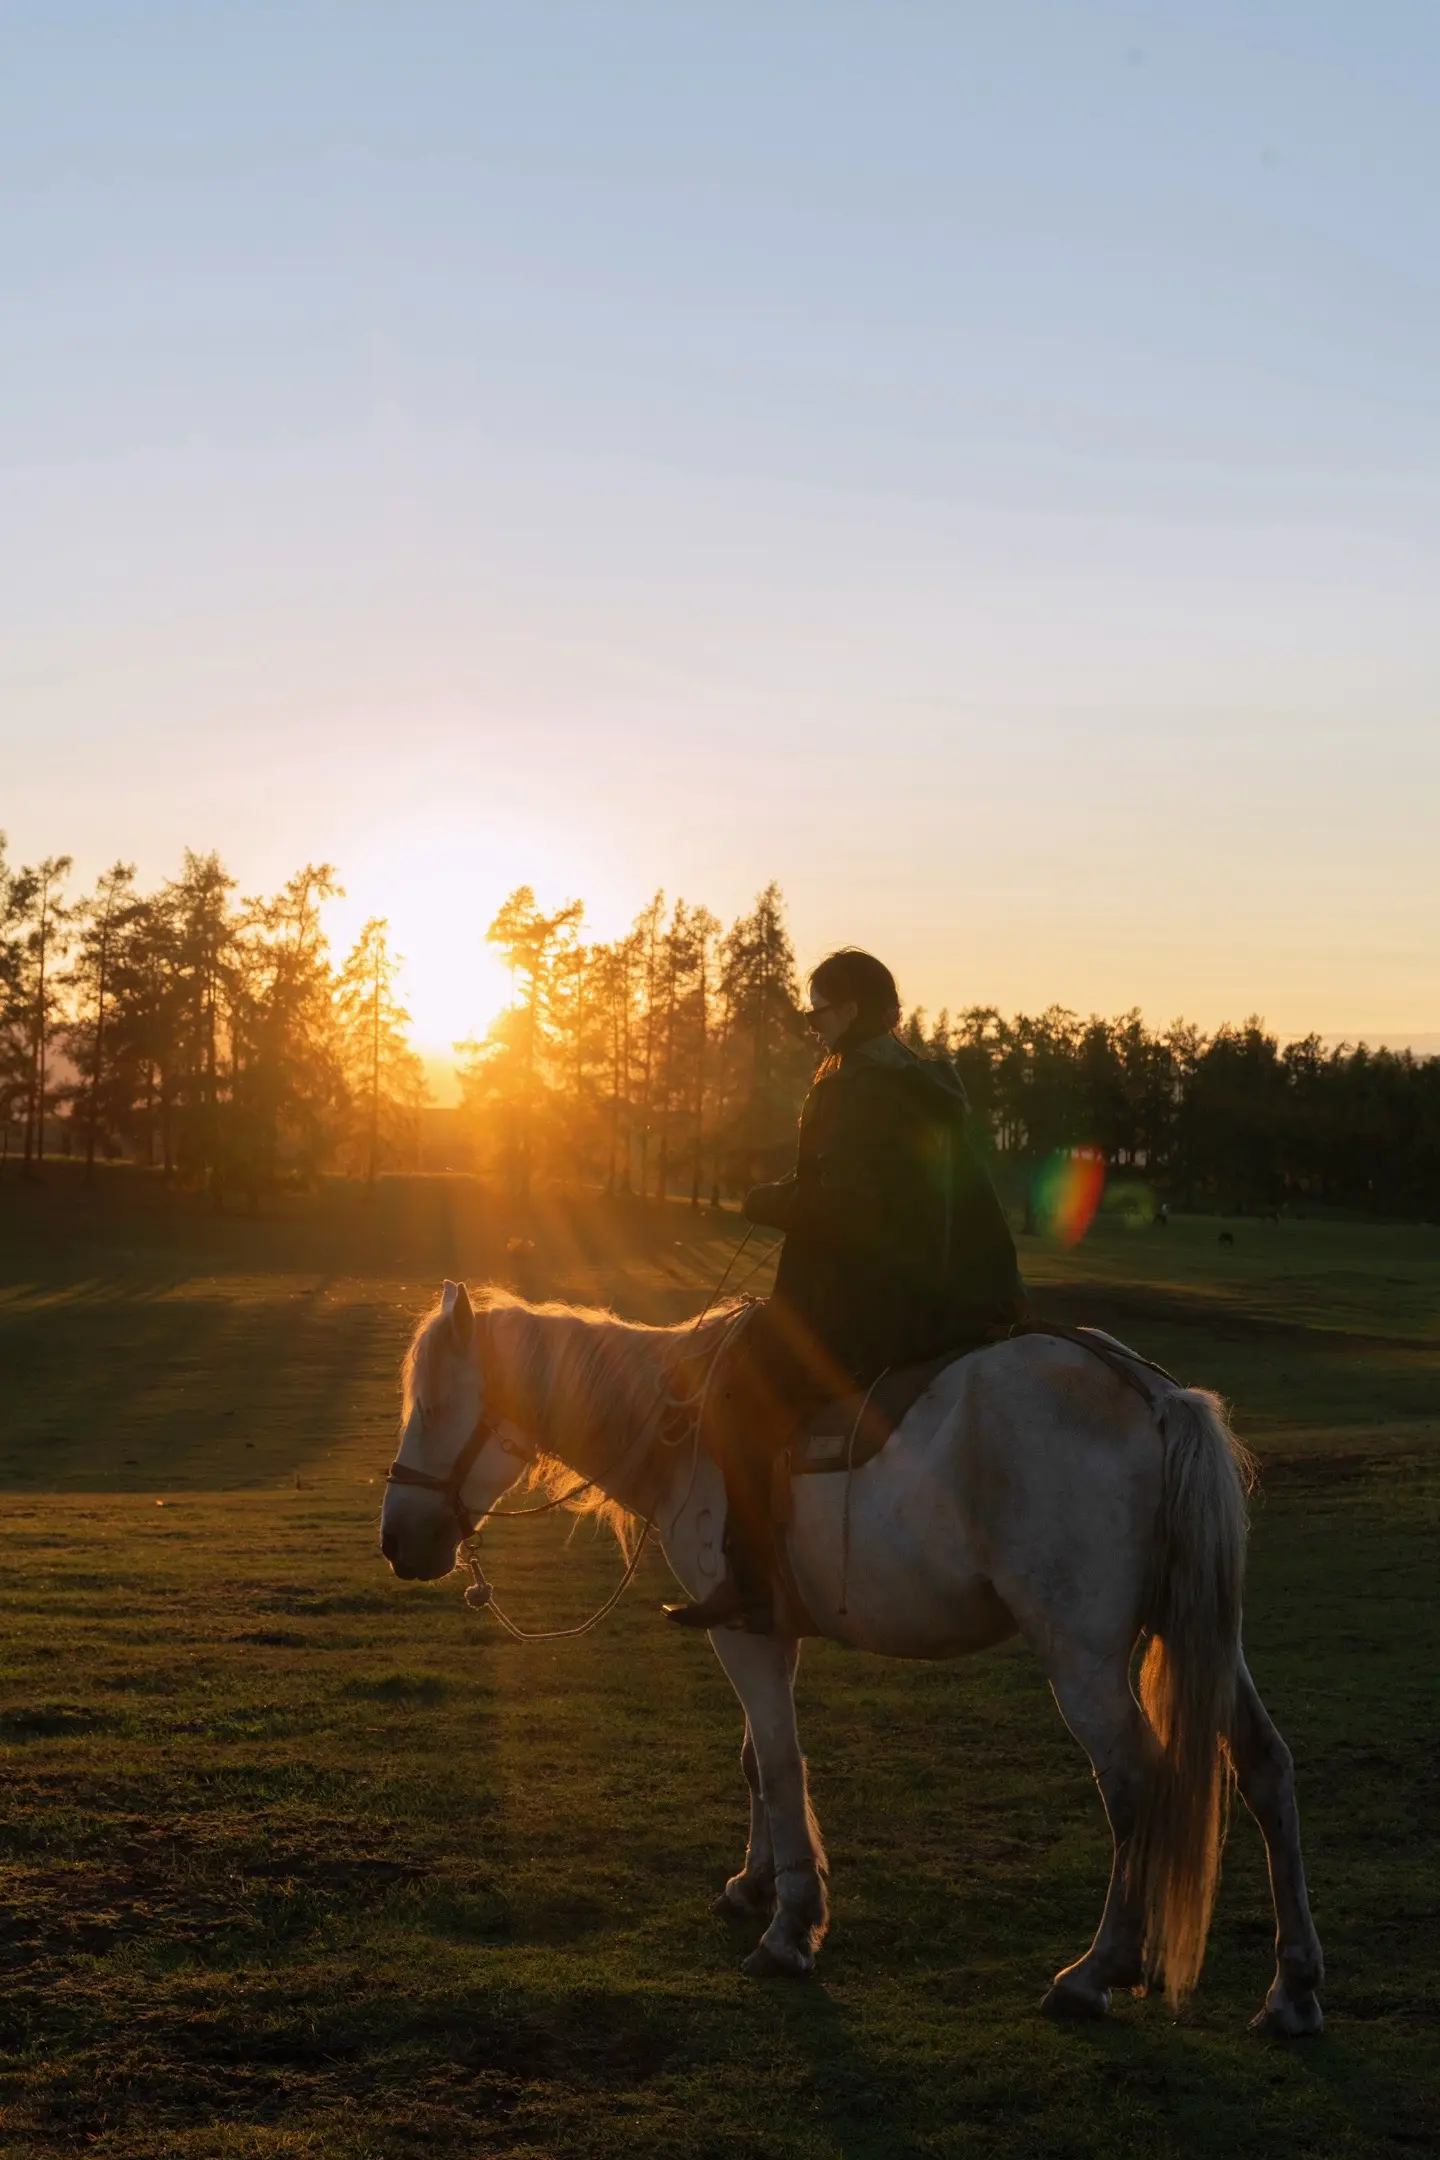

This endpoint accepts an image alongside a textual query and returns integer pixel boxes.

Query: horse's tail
[1132,1385,1256,2007]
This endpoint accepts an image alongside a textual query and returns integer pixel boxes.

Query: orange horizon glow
[321,815,634,1068]
[313,812,1440,1116]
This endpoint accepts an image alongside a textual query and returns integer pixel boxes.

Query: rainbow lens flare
[1033,1150,1106,1247]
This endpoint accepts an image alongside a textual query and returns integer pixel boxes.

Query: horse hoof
[1041,1978,1111,2021]
[741,1942,814,1980]
[1250,1995,1324,2038]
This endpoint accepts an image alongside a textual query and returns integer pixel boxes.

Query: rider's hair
[809,948,901,1041]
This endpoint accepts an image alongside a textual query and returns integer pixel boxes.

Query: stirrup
[664,1579,773,1634]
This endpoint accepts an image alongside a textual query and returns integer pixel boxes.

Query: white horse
[379,1280,1324,2033]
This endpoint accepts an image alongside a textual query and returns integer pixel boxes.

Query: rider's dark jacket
[743,1032,1026,1381]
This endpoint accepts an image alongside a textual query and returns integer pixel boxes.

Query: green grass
[1,1165,1437,2157]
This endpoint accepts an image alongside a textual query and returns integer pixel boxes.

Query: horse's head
[379,1280,526,1581]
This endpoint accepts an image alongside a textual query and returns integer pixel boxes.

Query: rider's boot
[664,1573,773,1634]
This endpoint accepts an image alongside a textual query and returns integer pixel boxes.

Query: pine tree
[14,855,74,1176]
[0,839,35,1153]
[164,851,237,1191]
[590,933,638,1193]
[232,864,346,1196]
[654,900,695,1203]
[466,886,583,1196]
[631,892,665,1197]
[336,918,429,1187]
[687,907,720,1208]
[720,882,806,1181]
[109,891,186,1174]
[65,861,137,1181]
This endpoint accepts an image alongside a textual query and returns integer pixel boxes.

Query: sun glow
[323,813,628,1098]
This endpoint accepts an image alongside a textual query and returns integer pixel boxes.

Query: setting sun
[322,813,626,1066]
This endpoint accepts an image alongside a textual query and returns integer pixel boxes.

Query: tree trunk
[606,990,620,1195]
[84,912,112,1183]
[203,966,219,1194]
[690,942,708,1209]
[26,882,51,1181]
[637,915,659,1197]
[712,991,732,1202]
[656,948,678,1203]
[520,974,540,1200]
[619,954,633,1193]
[367,943,380,1192]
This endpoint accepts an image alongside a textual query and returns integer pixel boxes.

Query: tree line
[4,840,1436,1217]
[459,881,812,1205]
[0,840,425,1197]
[461,882,1440,1219]
[914,1005,1439,1219]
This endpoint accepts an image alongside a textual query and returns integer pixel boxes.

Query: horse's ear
[449,1281,475,1347]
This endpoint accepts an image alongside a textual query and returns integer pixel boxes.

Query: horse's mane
[402,1288,744,1558]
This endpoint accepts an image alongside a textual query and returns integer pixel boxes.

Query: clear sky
[3,1,1436,1071]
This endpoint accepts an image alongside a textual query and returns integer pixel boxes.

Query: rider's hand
[742,1179,796,1230]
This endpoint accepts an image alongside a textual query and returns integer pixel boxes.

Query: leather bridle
[384,1414,506,1541]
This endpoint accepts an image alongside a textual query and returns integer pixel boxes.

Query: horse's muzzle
[380,1527,458,1581]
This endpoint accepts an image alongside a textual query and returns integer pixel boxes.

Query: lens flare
[1034,1150,1106,1247]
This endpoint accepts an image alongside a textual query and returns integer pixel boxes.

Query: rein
[461,1520,656,1640]
[384,1414,655,1640]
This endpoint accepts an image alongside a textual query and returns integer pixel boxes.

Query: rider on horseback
[666,948,1027,1635]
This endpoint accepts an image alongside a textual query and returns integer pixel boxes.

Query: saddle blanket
[787,1349,969,1476]
[783,1323,1174,1480]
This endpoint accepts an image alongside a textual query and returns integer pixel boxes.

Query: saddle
[786,1350,966,1478]
[767,1323,1178,1635]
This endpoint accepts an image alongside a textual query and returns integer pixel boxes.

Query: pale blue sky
[3,1,1436,1056]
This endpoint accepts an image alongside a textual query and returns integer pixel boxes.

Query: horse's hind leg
[711,1721,777,1921]
[1231,1657,1324,2036]
[1039,1649,1155,2020]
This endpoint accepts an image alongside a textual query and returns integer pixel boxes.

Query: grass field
[2,1166,1438,2158]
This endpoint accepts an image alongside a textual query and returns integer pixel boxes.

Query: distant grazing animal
[380,1281,1324,2035]
[1219,1231,1235,1248]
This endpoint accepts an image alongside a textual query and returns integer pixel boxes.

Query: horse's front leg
[712,1720,777,1921]
[710,1630,828,1977]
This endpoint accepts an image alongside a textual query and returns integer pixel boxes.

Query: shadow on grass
[0,1958,709,2155]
